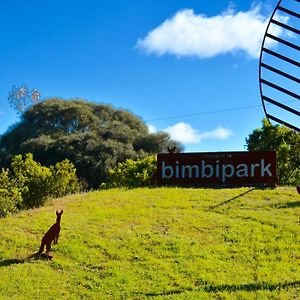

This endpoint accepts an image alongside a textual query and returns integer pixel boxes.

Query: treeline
[0,98,298,216]
[0,98,182,188]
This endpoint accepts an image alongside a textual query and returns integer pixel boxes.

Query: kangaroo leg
[45,243,53,259]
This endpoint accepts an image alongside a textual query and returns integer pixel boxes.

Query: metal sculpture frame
[259,0,300,132]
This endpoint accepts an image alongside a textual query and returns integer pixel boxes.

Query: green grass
[0,187,300,299]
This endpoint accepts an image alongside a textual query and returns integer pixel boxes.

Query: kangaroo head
[56,210,63,222]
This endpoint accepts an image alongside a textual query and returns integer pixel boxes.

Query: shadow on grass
[210,188,257,209]
[145,288,194,297]
[0,259,25,267]
[203,280,300,293]
[144,281,300,297]
[274,201,300,209]
[0,253,50,267]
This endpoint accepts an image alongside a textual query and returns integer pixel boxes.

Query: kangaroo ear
[60,210,64,214]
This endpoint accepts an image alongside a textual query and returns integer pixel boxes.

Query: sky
[0,0,291,152]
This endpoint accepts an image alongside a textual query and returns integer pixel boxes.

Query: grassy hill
[0,187,300,299]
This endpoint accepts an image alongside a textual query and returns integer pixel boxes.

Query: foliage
[0,187,300,299]
[105,155,157,188]
[49,159,81,198]
[0,168,22,217]
[11,153,53,208]
[8,84,41,114]
[246,119,300,185]
[0,98,182,187]
[8,153,81,209]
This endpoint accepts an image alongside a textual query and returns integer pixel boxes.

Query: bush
[0,169,22,217]
[11,153,53,208]
[49,159,81,197]
[246,119,300,185]
[105,155,157,188]
[0,153,81,216]
[11,153,81,209]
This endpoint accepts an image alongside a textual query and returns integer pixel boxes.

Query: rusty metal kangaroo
[37,210,63,259]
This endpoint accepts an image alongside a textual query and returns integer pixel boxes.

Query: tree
[8,85,41,114]
[0,98,182,187]
[246,119,300,185]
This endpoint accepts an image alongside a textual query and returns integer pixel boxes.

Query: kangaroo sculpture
[167,146,177,154]
[37,210,63,259]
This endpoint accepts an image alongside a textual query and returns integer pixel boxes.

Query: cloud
[147,124,157,134]
[137,4,286,59]
[164,122,201,144]
[149,122,232,144]
[199,126,233,140]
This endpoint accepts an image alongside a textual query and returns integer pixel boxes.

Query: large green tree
[246,119,300,185]
[0,98,182,187]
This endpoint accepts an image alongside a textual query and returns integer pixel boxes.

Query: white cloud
[199,126,233,140]
[147,124,157,134]
[164,122,201,144]
[154,122,233,144]
[137,4,286,59]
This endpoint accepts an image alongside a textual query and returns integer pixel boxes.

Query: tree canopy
[246,119,300,185]
[0,98,182,187]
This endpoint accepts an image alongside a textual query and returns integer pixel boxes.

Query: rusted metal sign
[156,151,277,187]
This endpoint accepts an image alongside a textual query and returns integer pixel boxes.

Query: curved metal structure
[259,0,300,131]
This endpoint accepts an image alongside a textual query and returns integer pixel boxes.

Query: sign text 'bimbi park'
[156,151,277,187]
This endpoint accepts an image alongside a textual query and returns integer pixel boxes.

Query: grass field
[0,187,300,299]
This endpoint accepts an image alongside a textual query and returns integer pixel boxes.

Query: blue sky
[0,0,284,152]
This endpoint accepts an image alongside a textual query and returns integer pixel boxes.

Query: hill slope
[0,187,300,299]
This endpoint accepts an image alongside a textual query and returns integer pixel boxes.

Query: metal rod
[261,79,300,100]
[263,96,300,116]
[277,6,300,19]
[260,63,300,84]
[266,33,300,51]
[266,113,300,132]
[262,48,300,67]
[270,19,300,35]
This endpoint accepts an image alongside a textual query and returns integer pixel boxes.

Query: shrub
[105,155,157,188]
[246,119,300,185]
[0,169,22,217]
[10,153,81,209]
[49,159,81,197]
[11,153,52,208]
